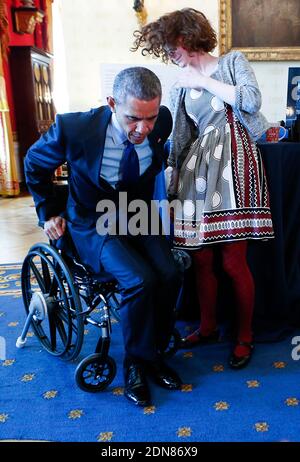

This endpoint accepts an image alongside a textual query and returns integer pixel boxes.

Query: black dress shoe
[124,364,151,407]
[180,329,220,349]
[229,341,254,370]
[146,359,182,390]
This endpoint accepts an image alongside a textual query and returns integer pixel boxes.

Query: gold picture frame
[219,0,300,61]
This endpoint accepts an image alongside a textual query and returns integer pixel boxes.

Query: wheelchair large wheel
[21,243,84,361]
[75,353,116,392]
[162,328,181,359]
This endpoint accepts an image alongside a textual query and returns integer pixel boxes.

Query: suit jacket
[25,105,172,273]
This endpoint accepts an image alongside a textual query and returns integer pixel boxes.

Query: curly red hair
[132,8,217,63]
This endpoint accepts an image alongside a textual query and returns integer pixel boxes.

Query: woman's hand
[175,65,236,106]
[175,66,207,90]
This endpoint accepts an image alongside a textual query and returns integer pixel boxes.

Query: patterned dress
[174,73,274,249]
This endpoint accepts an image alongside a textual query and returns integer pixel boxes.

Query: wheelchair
[16,187,190,393]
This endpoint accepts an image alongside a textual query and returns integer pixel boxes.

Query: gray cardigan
[168,51,271,168]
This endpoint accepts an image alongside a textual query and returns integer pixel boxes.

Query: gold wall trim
[219,0,300,61]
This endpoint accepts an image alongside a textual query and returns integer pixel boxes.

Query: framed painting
[219,0,300,60]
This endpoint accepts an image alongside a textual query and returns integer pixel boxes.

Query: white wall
[59,0,300,122]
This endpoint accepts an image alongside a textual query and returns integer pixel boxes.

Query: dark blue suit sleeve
[24,115,66,225]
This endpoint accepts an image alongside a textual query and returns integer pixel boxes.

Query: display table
[249,142,300,332]
[177,142,300,338]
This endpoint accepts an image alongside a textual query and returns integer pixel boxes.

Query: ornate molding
[0,0,9,57]
[12,7,44,35]
[133,0,147,27]
[219,0,300,61]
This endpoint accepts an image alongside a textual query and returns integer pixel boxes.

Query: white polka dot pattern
[190,89,203,99]
[211,96,225,112]
[203,125,215,135]
[183,200,195,218]
[200,134,209,148]
[186,155,197,171]
[196,177,207,193]
[205,151,210,165]
[222,163,231,182]
[213,144,223,160]
[212,191,222,208]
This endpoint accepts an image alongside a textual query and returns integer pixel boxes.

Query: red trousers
[192,241,254,343]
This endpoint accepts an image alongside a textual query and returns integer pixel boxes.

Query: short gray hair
[113,67,161,104]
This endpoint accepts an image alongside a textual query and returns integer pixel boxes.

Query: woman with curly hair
[132,8,274,369]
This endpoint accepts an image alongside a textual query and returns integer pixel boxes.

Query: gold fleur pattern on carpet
[143,406,156,414]
[214,401,229,411]
[213,364,224,372]
[285,397,299,406]
[273,361,286,368]
[247,380,260,388]
[84,329,89,335]
[97,432,113,442]
[0,414,9,423]
[181,384,193,392]
[6,274,20,282]
[177,427,192,437]
[0,290,22,297]
[112,387,124,396]
[254,422,269,432]
[111,318,119,324]
[2,359,15,367]
[43,390,58,400]
[1,264,300,442]
[21,373,35,382]
[68,409,84,420]
[183,351,193,359]
[0,266,22,297]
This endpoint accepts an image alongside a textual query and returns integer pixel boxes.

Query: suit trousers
[100,234,181,362]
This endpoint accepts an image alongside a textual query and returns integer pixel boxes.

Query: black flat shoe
[229,341,254,370]
[124,363,151,407]
[180,329,220,349]
[146,359,182,390]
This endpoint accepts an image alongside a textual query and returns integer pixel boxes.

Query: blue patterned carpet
[1,263,300,442]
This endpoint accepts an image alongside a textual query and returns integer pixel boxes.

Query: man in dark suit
[25,67,182,407]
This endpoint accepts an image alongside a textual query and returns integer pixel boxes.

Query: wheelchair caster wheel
[75,353,116,392]
[162,328,181,359]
